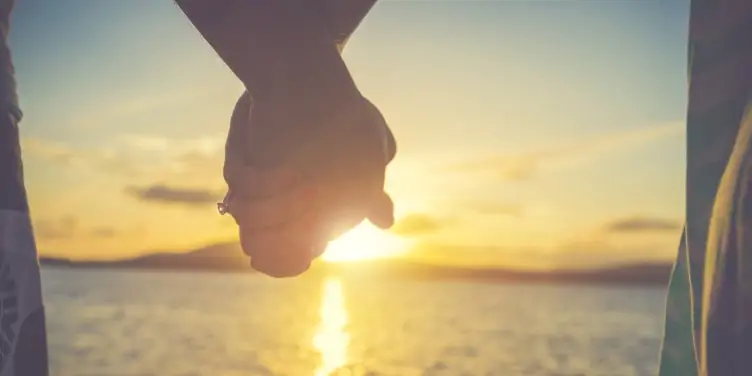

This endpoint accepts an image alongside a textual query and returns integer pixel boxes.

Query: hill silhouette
[41,242,248,271]
[40,242,673,286]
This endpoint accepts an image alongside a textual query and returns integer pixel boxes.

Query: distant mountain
[41,242,248,272]
[40,243,673,286]
[321,259,672,286]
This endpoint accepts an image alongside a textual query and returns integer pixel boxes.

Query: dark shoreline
[39,255,673,287]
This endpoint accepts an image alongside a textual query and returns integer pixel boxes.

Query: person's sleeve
[0,1,50,375]
[679,1,752,375]
[0,0,20,122]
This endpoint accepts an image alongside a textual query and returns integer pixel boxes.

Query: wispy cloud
[33,215,79,240]
[390,213,447,236]
[22,133,226,184]
[407,233,677,270]
[402,211,683,269]
[22,137,138,174]
[447,121,683,181]
[126,184,222,206]
[465,202,525,217]
[33,215,127,240]
[118,133,225,156]
[90,226,120,239]
[604,216,681,233]
[71,90,206,130]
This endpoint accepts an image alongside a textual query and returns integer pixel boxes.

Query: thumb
[384,124,397,164]
[224,91,252,168]
[367,191,395,229]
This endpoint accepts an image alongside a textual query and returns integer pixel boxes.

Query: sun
[321,221,409,262]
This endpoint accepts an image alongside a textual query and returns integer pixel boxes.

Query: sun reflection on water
[313,278,350,376]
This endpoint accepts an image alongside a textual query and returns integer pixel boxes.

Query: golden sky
[11,1,690,269]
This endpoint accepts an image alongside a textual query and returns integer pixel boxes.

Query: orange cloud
[390,213,446,236]
[604,216,681,233]
[446,121,683,181]
[33,215,128,241]
[126,184,222,206]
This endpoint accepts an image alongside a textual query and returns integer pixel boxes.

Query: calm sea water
[42,268,667,376]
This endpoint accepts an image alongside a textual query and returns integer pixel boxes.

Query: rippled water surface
[42,268,667,376]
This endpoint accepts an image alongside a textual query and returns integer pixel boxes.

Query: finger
[248,231,314,277]
[229,182,316,228]
[310,238,330,259]
[224,163,302,199]
[251,255,312,278]
[366,191,394,229]
[240,208,319,254]
[385,125,397,163]
[224,91,252,167]
[249,236,313,278]
[362,97,396,164]
[242,211,321,277]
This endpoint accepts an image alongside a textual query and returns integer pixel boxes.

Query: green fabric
[658,1,752,374]
[659,230,698,376]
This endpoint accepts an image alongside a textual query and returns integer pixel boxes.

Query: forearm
[176,0,361,120]
[0,0,20,122]
[318,0,378,50]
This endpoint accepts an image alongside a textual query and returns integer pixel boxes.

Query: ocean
[42,267,666,376]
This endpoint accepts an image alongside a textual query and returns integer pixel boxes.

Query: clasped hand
[222,92,396,277]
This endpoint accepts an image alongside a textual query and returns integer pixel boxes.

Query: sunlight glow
[313,278,349,376]
[322,221,409,263]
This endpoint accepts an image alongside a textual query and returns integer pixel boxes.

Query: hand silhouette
[223,91,396,277]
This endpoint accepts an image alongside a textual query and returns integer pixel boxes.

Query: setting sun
[321,221,409,262]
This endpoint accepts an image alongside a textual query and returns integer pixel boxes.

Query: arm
[179,1,396,277]
[318,0,378,51]
[175,0,371,122]
[175,0,378,168]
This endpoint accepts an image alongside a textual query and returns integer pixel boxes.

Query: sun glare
[321,221,409,263]
[313,278,348,376]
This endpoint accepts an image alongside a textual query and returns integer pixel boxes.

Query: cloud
[604,216,681,233]
[90,226,120,238]
[33,216,127,240]
[34,216,79,240]
[406,233,677,271]
[466,202,525,217]
[21,138,80,166]
[22,137,138,175]
[118,133,225,156]
[126,184,222,206]
[390,213,446,236]
[447,121,683,181]
[71,90,205,130]
[402,213,683,270]
[22,133,226,184]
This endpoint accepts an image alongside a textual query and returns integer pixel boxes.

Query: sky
[10,0,691,269]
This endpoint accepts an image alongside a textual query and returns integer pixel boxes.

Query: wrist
[179,0,361,129]
[179,0,359,106]
[243,4,362,125]
[250,60,362,131]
